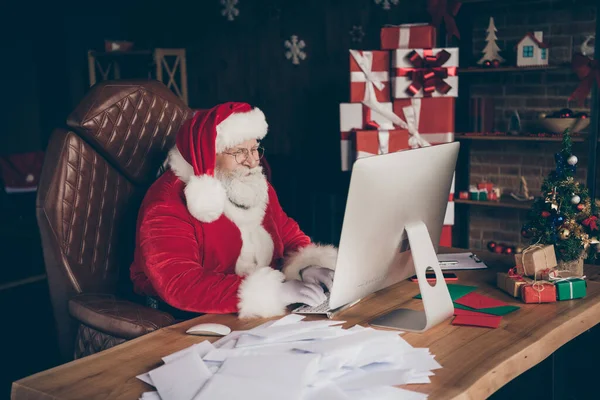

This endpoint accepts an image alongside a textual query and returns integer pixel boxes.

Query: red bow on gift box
[569,53,600,105]
[402,49,456,97]
[583,216,599,231]
[427,0,462,40]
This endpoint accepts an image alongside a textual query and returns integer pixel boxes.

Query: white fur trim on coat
[282,244,338,281]
[238,267,287,318]
[216,107,268,153]
[185,175,226,223]
[168,147,227,223]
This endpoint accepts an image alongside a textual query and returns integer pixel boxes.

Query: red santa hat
[168,102,268,223]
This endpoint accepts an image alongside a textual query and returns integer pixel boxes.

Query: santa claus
[130,102,337,318]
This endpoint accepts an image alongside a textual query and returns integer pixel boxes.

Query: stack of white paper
[137,315,439,399]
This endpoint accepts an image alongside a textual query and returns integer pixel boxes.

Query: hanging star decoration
[349,25,365,43]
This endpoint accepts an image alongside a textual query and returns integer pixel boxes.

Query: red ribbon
[583,216,599,231]
[398,49,456,97]
[569,53,600,105]
[363,106,381,130]
[508,267,524,281]
[427,0,461,40]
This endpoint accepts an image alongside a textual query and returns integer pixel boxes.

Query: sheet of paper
[247,320,345,341]
[454,292,508,309]
[438,252,488,270]
[212,330,248,349]
[294,328,398,356]
[334,368,413,390]
[139,391,161,400]
[149,351,211,400]
[218,353,320,390]
[194,373,297,400]
[136,372,153,386]
[343,386,428,400]
[162,341,215,364]
[236,325,346,348]
[452,314,502,329]
[415,283,477,300]
[302,383,349,400]
[475,305,520,316]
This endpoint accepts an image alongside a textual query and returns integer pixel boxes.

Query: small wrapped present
[355,129,410,160]
[497,272,532,298]
[339,103,395,171]
[521,282,556,304]
[554,278,586,301]
[515,245,558,279]
[350,50,390,103]
[440,225,452,247]
[392,48,459,98]
[380,24,436,50]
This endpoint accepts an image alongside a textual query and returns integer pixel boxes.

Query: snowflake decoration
[221,0,239,21]
[374,0,399,10]
[284,35,307,65]
[349,25,365,43]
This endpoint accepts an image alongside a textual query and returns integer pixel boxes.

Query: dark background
[0,0,598,398]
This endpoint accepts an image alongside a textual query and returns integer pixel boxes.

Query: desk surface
[12,249,600,400]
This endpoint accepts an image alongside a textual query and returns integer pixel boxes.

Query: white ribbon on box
[356,130,390,159]
[349,50,389,93]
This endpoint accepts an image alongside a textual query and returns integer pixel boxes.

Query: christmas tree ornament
[492,59,501,67]
[555,215,565,225]
[284,35,307,65]
[559,229,570,240]
[516,246,524,254]
[541,211,551,218]
[477,17,505,66]
[576,112,588,119]
[487,241,497,251]
[504,246,514,255]
[521,227,532,238]
[220,0,240,21]
[567,155,578,165]
[571,195,581,204]
[577,204,585,211]
[583,216,599,231]
[494,244,505,254]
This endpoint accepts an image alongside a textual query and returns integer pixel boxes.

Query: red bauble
[504,246,514,255]
[541,211,551,218]
[492,59,501,67]
[494,244,505,254]
[558,108,574,118]
[483,60,492,68]
[577,204,585,211]
[487,241,497,251]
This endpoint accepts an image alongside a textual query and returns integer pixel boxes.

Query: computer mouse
[185,323,231,336]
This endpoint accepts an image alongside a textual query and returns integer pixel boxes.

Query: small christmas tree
[522,129,600,263]
[477,17,505,65]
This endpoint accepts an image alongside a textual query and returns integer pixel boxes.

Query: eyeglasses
[222,147,265,164]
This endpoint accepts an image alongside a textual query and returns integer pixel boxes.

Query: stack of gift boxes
[339,24,458,246]
[496,244,587,303]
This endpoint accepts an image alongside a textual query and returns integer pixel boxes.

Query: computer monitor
[328,141,460,332]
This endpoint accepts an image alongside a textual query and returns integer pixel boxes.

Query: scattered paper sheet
[452,314,502,329]
[136,315,439,400]
[454,292,508,309]
[438,252,488,270]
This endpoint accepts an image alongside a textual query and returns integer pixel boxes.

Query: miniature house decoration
[516,31,549,67]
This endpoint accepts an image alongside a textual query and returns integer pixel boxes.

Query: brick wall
[463,1,596,251]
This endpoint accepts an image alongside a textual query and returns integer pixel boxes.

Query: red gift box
[355,129,410,159]
[0,151,45,194]
[393,98,455,144]
[350,50,390,103]
[521,282,557,304]
[381,24,437,50]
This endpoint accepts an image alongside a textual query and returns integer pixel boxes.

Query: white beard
[216,166,268,210]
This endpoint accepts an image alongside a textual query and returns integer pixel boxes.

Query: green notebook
[414,284,477,301]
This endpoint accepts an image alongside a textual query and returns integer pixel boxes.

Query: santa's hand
[300,266,335,291]
[280,280,327,307]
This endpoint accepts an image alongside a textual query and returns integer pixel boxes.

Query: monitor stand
[370,221,454,332]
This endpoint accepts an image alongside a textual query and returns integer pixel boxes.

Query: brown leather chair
[37,80,193,362]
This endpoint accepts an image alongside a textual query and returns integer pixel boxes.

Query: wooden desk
[12,250,600,400]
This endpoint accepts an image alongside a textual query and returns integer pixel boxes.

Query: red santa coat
[130,150,337,318]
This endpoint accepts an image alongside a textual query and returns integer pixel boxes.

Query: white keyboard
[293,292,331,315]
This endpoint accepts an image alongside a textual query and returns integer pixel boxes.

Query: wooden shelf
[88,50,153,57]
[458,65,568,74]
[455,134,586,143]
[455,197,534,210]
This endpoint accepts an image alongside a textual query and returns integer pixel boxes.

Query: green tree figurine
[521,129,600,263]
